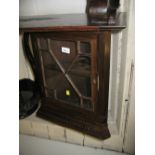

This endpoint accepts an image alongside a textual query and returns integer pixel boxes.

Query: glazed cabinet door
[32,32,98,112]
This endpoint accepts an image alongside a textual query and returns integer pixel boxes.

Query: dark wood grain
[97,32,111,118]
[19,13,126,33]
[86,0,120,16]
[37,97,110,139]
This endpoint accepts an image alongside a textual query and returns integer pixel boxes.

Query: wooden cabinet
[30,31,111,139]
[20,3,125,139]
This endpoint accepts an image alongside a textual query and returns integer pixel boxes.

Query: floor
[19,135,129,155]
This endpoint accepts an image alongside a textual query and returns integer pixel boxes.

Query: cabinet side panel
[97,32,111,120]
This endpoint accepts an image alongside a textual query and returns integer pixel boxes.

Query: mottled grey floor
[20,134,130,155]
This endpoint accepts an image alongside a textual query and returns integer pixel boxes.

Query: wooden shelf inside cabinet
[20,9,126,139]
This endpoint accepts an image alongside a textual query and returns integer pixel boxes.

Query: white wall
[19,0,86,16]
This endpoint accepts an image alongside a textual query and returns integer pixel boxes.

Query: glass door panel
[67,54,91,97]
[50,40,77,71]
[37,37,96,111]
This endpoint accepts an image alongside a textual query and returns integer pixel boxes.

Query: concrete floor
[20,135,130,155]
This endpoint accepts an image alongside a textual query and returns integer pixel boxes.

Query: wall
[19,0,135,154]
[19,0,86,16]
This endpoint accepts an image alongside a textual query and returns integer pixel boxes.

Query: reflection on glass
[50,40,77,70]
[41,50,80,106]
[39,38,93,110]
[83,99,92,110]
[80,42,91,54]
[39,38,48,50]
[68,55,91,97]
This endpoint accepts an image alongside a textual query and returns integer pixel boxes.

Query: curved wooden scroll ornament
[86,0,120,24]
